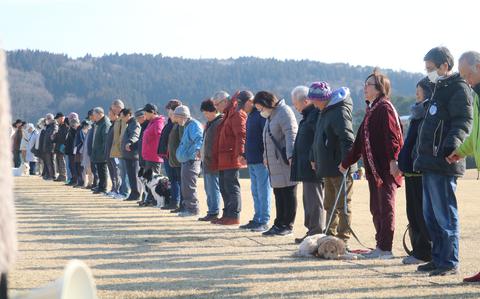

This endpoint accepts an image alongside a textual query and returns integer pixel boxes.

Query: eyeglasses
[364,82,376,87]
[214,99,226,106]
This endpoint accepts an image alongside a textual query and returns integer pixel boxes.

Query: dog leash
[324,171,374,250]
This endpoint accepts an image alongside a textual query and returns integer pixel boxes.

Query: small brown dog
[295,234,359,260]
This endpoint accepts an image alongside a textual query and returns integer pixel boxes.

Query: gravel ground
[8,173,480,298]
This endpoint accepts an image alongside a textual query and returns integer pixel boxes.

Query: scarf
[409,100,427,120]
[363,97,403,187]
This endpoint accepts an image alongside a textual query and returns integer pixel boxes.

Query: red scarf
[363,97,402,187]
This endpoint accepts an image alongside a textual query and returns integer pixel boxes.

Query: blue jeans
[422,172,459,269]
[164,162,181,206]
[203,168,221,215]
[118,158,130,196]
[248,163,272,225]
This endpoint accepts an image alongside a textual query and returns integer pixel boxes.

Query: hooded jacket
[176,118,204,163]
[245,108,266,164]
[91,116,111,163]
[122,117,141,160]
[142,116,165,163]
[311,88,355,178]
[414,73,473,176]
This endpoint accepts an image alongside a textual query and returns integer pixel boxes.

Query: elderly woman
[340,69,403,259]
[253,91,298,236]
[25,123,39,175]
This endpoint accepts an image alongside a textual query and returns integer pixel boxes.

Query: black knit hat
[54,112,65,119]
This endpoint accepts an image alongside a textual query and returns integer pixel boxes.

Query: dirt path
[9,175,480,298]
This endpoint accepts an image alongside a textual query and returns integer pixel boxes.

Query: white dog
[12,162,30,177]
[295,234,359,260]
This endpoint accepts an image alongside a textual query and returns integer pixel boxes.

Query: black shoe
[429,267,458,277]
[170,207,183,213]
[198,214,219,222]
[295,234,308,244]
[417,262,437,272]
[239,220,257,229]
[250,223,269,232]
[161,204,179,210]
[276,227,293,236]
[125,197,139,201]
[262,225,281,236]
[93,190,106,195]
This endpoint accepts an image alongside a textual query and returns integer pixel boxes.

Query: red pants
[367,176,397,251]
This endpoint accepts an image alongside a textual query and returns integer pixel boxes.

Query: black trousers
[219,169,241,219]
[95,162,108,192]
[75,162,84,186]
[67,154,77,184]
[405,176,432,261]
[90,162,99,187]
[125,159,141,200]
[0,273,6,299]
[273,185,298,230]
[43,152,55,179]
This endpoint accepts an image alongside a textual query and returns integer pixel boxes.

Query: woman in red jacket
[340,69,403,259]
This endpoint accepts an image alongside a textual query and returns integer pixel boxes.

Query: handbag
[267,122,289,165]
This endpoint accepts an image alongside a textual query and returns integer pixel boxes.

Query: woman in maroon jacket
[340,69,403,259]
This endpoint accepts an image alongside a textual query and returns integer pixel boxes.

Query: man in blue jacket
[175,105,204,217]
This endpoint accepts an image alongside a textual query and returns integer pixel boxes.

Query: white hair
[291,85,309,102]
[93,107,104,115]
[111,99,125,109]
[460,51,480,73]
[45,113,54,120]
[212,91,230,101]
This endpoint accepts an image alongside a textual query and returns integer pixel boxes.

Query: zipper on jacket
[432,120,444,157]
[415,84,438,165]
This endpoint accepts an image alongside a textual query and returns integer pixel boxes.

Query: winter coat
[311,89,355,178]
[168,124,183,168]
[26,130,39,162]
[263,99,298,188]
[91,116,111,163]
[12,129,22,151]
[74,129,86,158]
[245,108,266,165]
[64,127,77,155]
[158,118,174,157]
[142,116,165,163]
[137,120,149,165]
[177,118,204,163]
[54,123,68,154]
[36,129,46,156]
[414,73,473,176]
[290,104,320,182]
[41,122,58,154]
[398,101,426,174]
[342,97,404,187]
[110,118,126,158]
[105,120,115,159]
[86,125,95,157]
[202,114,223,172]
[213,99,247,170]
[457,84,480,169]
[122,117,141,160]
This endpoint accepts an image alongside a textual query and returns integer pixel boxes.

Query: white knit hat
[174,105,191,118]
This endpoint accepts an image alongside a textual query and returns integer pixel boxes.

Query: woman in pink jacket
[141,103,165,174]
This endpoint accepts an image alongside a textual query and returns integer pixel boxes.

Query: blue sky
[0,0,478,73]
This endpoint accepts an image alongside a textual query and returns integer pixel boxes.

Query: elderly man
[53,112,68,182]
[91,107,112,194]
[211,90,247,225]
[448,51,480,282]
[120,108,142,201]
[42,113,58,180]
[174,105,203,217]
[308,82,355,248]
[109,99,129,199]
[414,47,473,276]
[290,86,326,244]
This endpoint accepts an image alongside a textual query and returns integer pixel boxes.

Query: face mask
[260,110,271,118]
[427,70,439,83]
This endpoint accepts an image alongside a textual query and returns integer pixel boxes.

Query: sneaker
[362,248,394,259]
[216,217,240,225]
[250,224,269,232]
[402,255,426,265]
[114,194,127,201]
[276,227,293,236]
[463,272,480,283]
[429,267,458,277]
[417,261,437,272]
[262,225,281,236]
[106,191,117,197]
[198,214,219,222]
[161,204,179,210]
[178,210,199,217]
[239,220,257,229]
[171,207,183,213]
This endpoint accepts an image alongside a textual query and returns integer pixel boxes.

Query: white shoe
[362,248,394,259]
[105,191,117,198]
[402,255,425,265]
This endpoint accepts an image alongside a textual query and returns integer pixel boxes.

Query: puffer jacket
[414,73,473,176]
[142,116,165,163]
[121,117,141,160]
[311,88,355,178]
[176,118,203,163]
[263,99,298,188]
[91,116,111,163]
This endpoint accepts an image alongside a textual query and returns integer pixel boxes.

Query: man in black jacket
[121,108,142,201]
[290,85,325,244]
[53,112,68,182]
[42,113,58,180]
[414,47,473,276]
[309,82,355,248]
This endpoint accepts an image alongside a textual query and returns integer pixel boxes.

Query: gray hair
[459,51,480,73]
[93,107,104,115]
[45,113,54,120]
[291,85,309,102]
[111,99,125,109]
[212,91,230,101]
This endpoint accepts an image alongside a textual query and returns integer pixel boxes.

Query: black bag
[267,122,289,165]
[30,147,40,157]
